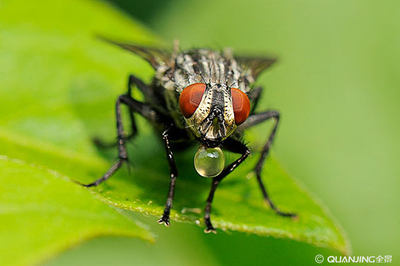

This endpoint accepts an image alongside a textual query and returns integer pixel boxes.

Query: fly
[80,38,297,233]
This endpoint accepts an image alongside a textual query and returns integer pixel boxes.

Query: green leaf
[0,0,350,262]
[0,0,159,264]
[1,129,349,255]
[0,156,153,266]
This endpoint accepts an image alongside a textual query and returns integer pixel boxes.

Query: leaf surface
[0,156,153,266]
[0,0,158,264]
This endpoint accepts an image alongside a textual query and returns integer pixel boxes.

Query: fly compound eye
[179,83,206,118]
[231,88,251,125]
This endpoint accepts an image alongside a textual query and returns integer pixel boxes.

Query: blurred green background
[9,0,400,265]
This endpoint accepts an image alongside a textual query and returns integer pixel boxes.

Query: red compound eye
[231,88,250,125]
[179,83,206,118]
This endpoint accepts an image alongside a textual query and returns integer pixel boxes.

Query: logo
[315,254,324,264]
[315,254,392,264]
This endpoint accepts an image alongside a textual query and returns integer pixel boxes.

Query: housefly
[81,39,296,232]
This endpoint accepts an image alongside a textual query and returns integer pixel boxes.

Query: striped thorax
[156,48,253,146]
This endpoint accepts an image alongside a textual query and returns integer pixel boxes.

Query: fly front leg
[204,139,250,232]
[240,110,296,218]
[93,74,148,148]
[158,127,179,226]
[247,86,263,113]
[80,96,129,187]
[80,94,160,187]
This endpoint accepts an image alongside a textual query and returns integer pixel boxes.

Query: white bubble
[194,146,225,178]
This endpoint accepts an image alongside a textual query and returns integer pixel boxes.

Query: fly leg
[240,110,296,217]
[80,94,160,187]
[247,86,263,113]
[158,127,179,226]
[93,74,148,148]
[204,139,250,232]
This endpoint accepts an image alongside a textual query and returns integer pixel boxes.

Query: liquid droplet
[194,146,225,178]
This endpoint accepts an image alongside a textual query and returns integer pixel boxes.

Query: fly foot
[158,215,170,226]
